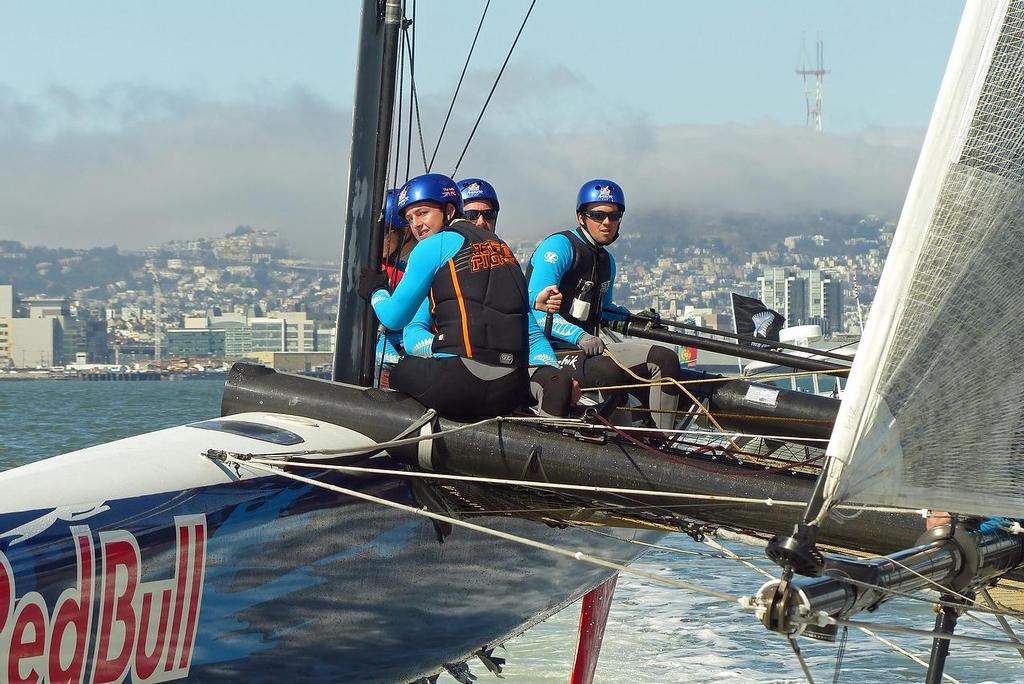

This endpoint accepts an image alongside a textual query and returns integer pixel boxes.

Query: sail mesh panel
[832,1,1024,517]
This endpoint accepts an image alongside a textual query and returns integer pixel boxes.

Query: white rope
[242,457,808,508]
[217,413,583,461]
[228,455,751,605]
[827,616,1024,652]
[241,457,924,516]
[702,536,775,580]
[788,636,816,683]
[979,587,1024,660]
[854,626,963,684]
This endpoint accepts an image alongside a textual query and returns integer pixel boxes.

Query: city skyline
[0,2,965,256]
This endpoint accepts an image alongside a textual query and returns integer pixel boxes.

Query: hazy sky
[0,1,966,257]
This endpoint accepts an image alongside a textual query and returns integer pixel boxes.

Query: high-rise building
[759,267,844,332]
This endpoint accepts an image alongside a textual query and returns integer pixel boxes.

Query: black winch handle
[544,312,554,337]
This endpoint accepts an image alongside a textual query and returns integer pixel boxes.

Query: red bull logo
[0,515,207,683]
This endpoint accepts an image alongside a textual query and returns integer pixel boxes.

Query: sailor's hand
[577,333,606,357]
[357,266,390,302]
[570,379,582,405]
[535,285,562,313]
[633,308,663,328]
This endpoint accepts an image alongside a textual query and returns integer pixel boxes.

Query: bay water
[1,380,1019,683]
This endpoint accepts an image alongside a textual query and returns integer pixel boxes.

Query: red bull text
[0,515,207,683]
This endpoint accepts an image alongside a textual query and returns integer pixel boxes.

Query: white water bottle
[570,280,593,321]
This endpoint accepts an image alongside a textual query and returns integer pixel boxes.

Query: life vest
[528,227,611,335]
[429,220,528,366]
[383,261,405,288]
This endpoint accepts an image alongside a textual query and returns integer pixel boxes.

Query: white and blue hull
[0,413,653,682]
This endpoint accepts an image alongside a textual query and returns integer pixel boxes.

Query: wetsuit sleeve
[527,234,585,344]
[374,332,402,365]
[371,232,464,330]
[600,251,631,321]
[403,298,435,358]
[527,311,559,367]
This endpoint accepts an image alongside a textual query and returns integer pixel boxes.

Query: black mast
[332,0,403,385]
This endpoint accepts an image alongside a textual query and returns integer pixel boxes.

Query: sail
[821,0,1024,520]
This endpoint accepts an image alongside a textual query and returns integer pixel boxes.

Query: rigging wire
[853,626,962,684]
[450,0,537,177]
[427,0,490,172]
[403,28,429,172]
[239,457,812,508]
[227,455,750,604]
[831,626,847,684]
[979,587,1024,660]
[403,0,416,181]
[828,616,1024,653]
[789,637,816,684]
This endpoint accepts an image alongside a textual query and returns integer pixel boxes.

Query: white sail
[820,0,1024,520]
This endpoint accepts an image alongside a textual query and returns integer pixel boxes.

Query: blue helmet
[384,189,407,229]
[457,177,499,211]
[396,173,464,217]
[576,179,625,213]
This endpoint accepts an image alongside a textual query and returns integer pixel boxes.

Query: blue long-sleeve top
[374,329,403,366]
[526,228,631,344]
[371,229,558,367]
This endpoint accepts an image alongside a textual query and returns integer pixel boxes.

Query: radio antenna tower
[796,33,829,132]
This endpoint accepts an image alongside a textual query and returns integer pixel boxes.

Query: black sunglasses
[583,210,623,222]
[465,209,498,221]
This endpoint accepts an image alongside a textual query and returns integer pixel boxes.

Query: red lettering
[92,536,140,684]
[163,525,191,673]
[8,594,47,684]
[48,528,94,684]
[0,553,13,637]
[178,522,206,668]
[133,587,172,681]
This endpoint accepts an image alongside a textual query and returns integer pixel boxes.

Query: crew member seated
[527,179,707,435]
[359,173,576,419]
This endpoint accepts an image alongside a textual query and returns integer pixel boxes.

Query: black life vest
[527,227,611,335]
[429,220,529,366]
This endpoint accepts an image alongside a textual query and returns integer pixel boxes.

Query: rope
[227,455,751,605]
[572,526,765,561]
[980,587,1024,660]
[831,626,847,684]
[427,0,490,172]
[829,616,1024,652]
[789,636,816,683]
[239,457,815,509]
[211,413,581,461]
[853,626,962,684]
[602,346,731,437]
[451,0,537,177]
[403,27,429,173]
[595,413,829,478]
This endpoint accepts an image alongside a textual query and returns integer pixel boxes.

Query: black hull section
[222,364,925,556]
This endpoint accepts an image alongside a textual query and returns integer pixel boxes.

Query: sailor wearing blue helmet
[358,173,577,418]
[526,179,705,437]
[457,177,500,232]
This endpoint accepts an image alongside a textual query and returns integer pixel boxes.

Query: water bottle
[570,280,593,321]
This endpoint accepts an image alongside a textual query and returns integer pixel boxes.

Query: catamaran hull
[0,415,655,682]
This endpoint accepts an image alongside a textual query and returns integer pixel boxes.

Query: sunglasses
[583,210,624,222]
[464,209,498,221]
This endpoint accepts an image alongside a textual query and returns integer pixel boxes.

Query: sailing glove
[577,333,606,356]
[632,308,663,328]
[357,266,390,302]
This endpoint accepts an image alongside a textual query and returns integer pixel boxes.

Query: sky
[0,1,967,258]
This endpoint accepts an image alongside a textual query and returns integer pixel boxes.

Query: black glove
[632,308,663,328]
[357,266,390,302]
